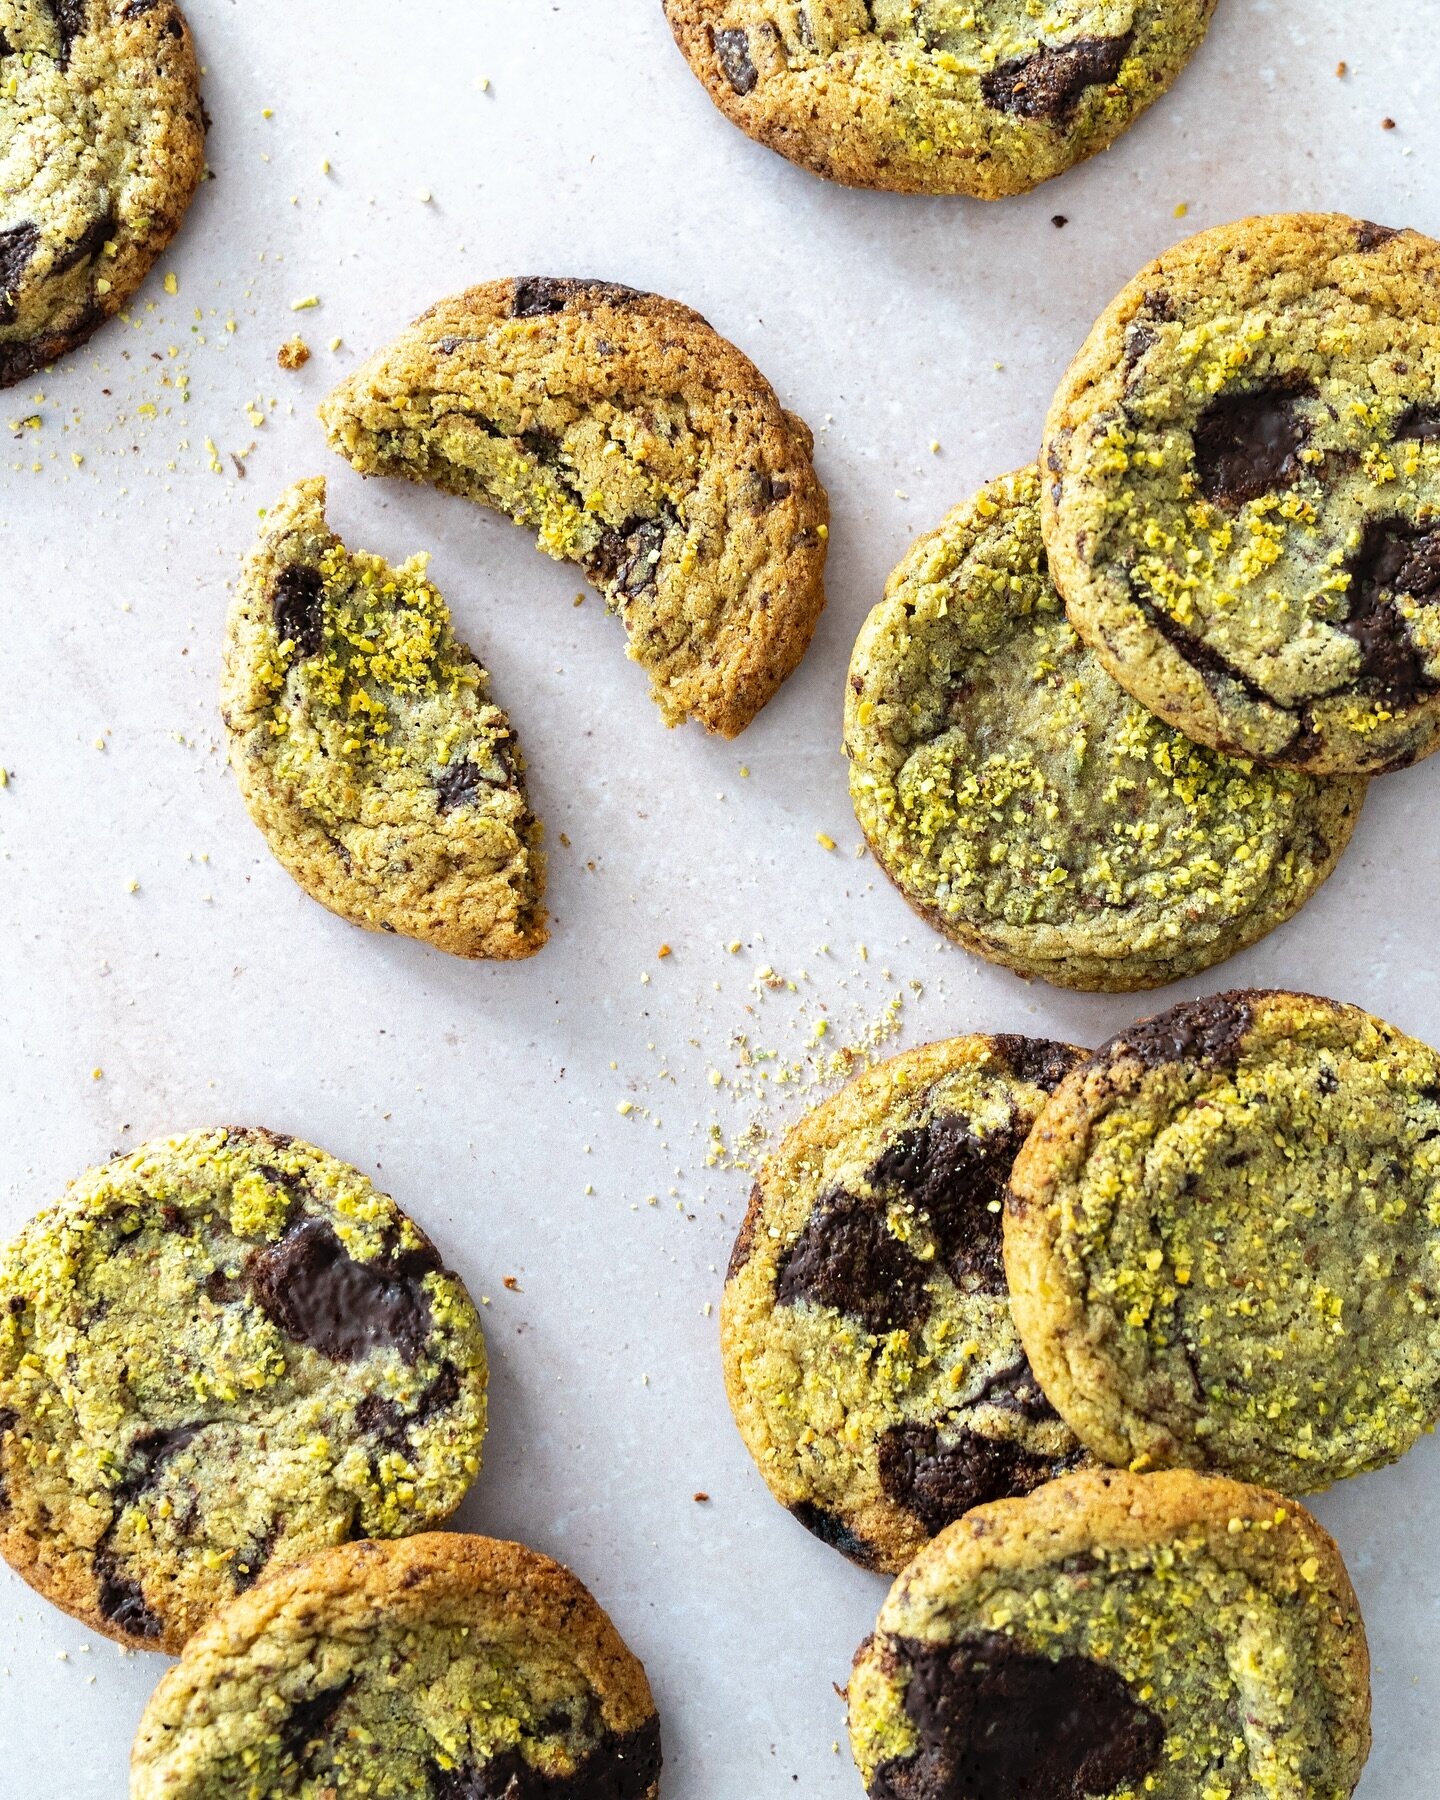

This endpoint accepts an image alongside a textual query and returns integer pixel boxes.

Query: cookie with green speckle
[318,277,828,738]
[0,1128,488,1654]
[1006,990,1440,1491]
[0,0,206,388]
[130,1533,662,1799]
[663,2,1217,198]
[723,1034,1094,1575]
[848,1468,1371,1800]
[1044,212,1440,775]
[845,467,1365,992]
[222,477,546,961]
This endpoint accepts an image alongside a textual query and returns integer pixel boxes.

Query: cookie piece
[222,477,546,961]
[0,1128,488,1654]
[663,2,1217,199]
[130,1533,662,1798]
[848,1468,1371,1800]
[1044,213,1440,775]
[847,468,1366,991]
[723,1035,1093,1574]
[0,0,206,388]
[1006,990,1440,1491]
[318,278,828,738]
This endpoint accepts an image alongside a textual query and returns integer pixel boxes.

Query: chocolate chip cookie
[1007,990,1440,1492]
[318,278,828,738]
[848,1468,1371,1800]
[846,467,1365,992]
[222,477,546,961]
[723,1035,1093,1575]
[0,1128,488,1653]
[0,0,206,388]
[130,1533,662,1799]
[1044,213,1440,774]
[663,2,1217,198]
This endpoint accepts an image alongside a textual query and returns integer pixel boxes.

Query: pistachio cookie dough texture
[0,0,206,387]
[723,1035,1093,1575]
[223,478,546,960]
[130,1534,662,1799]
[1044,213,1440,774]
[663,1,1218,198]
[319,277,829,738]
[0,1128,488,1654]
[845,468,1365,991]
[1006,991,1440,1491]
[848,1470,1371,1800]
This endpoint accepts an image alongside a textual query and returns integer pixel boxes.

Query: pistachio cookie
[222,478,546,961]
[1006,990,1440,1492]
[130,1533,663,1799]
[663,2,1217,199]
[0,1128,488,1653]
[723,1035,1093,1574]
[1044,213,1440,774]
[848,1469,1371,1800]
[845,468,1364,992]
[0,0,206,388]
[319,278,828,737]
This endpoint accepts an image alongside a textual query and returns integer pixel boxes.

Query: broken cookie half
[318,277,829,738]
[222,477,546,960]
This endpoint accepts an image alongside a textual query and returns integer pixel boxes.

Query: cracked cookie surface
[663,1,1217,198]
[1044,213,1440,774]
[319,277,828,738]
[722,1035,1093,1575]
[1006,990,1440,1491]
[845,467,1365,991]
[848,1468,1370,1800]
[0,1128,488,1654]
[222,478,546,961]
[0,0,205,387]
[130,1534,662,1800]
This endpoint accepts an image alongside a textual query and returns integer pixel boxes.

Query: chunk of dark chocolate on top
[775,1188,932,1334]
[878,1423,1080,1536]
[429,1713,662,1799]
[871,1634,1164,1800]
[1339,516,1440,704]
[981,35,1131,126]
[247,1218,439,1364]
[869,1114,1027,1293]
[1109,992,1254,1073]
[714,26,758,95]
[1192,385,1312,509]
[271,565,325,658]
[0,223,40,324]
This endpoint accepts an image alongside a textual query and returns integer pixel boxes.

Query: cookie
[848,1468,1371,1800]
[130,1533,662,1798]
[0,1127,488,1654]
[1044,212,1440,775]
[0,0,206,388]
[318,277,828,738]
[845,467,1366,992]
[1006,990,1440,1492]
[663,2,1217,199]
[722,1035,1094,1575]
[222,477,546,961]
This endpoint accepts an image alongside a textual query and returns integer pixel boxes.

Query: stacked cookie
[0,1130,661,1796]
[724,989,1440,1796]
[848,212,1440,991]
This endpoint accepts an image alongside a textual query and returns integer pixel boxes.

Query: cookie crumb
[1052,215,1068,228]
[276,337,311,371]
[693,1492,710,1503]
[1383,117,1397,130]
[502,1276,519,1292]
[1336,61,1347,77]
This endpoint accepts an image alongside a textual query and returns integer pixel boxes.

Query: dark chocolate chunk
[51,210,114,275]
[1109,992,1254,1073]
[248,1218,440,1365]
[970,1356,1059,1421]
[0,29,12,54]
[878,1424,1079,1536]
[871,1633,1164,1800]
[436,741,515,811]
[429,1715,662,1799]
[713,26,758,95]
[271,565,325,658]
[725,1187,764,1281]
[1340,517,1440,705]
[45,0,88,65]
[0,1406,17,1510]
[788,1501,883,1570]
[1192,385,1312,509]
[280,1678,355,1770]
[355,1361,462,1454]
[121,0,163,15]
[509,277,640,320]
[869,1115,1028,1293]
[112,1421,205,1509]
[232,1519,280,1592]
[587,514,670,599]
[1394,405,1440,443]
[1355,220,1402,252]
[0,223,41,324]
[93,1553,165,1640]
[1130,581,1284,712]
[990,1035,1081,1094]
[981,34,1131,126]
[775,1188,931,1335]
